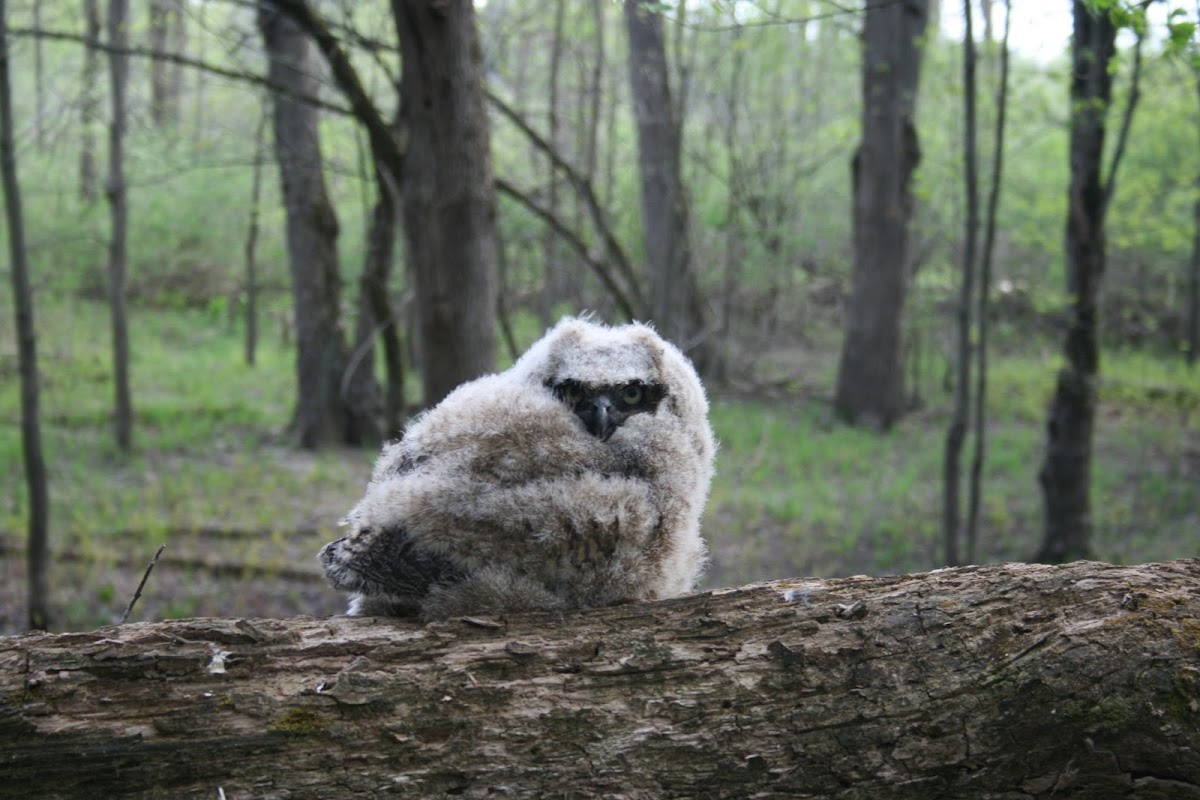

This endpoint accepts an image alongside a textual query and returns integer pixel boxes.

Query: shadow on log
[2,560,1200,798]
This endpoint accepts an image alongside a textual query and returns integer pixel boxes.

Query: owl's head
[511,316,710,446]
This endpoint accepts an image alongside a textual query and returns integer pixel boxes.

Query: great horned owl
[318,316,716,621]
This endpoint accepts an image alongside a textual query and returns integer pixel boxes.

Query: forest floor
[2,300,1199,634]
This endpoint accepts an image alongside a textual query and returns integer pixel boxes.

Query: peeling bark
[2,560,1199,798]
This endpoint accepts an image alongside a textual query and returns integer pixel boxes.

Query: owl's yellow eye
[622,383,643,406]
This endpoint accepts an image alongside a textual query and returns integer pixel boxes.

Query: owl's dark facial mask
[550,379,665,441]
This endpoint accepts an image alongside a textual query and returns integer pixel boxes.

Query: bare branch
[120,544,165,624]
[1102,1,1150,216]
[7,25,351,116]
[487,90,649,317]
[266,1,405,182]
[495,177,638,320]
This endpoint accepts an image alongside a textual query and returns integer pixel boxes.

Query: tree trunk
[1188,191,1199,366]
[395,0,499,409]
[624,0,705,365]
[584,0,605,185]
[190,0,205,144]
[78,0,101,202]
[32,0,43,149]
[718,23,746,384]
[243,101,268,368]
[944,0,979,568]
[145,0,185,127]
[356,164,405,439]
[966,0,1013,566]
[148,0,169,126]
[167,0,185,123]
[1188,63,1200,367]
[980,0,994,45]
[1035,2,1117,564]
[343,139,386,448]
[106,0,133,453]
[539,0,565,328]
[834,0,930,429]
[0,0,51,631]
[258,6,374,448]
[3,561,1200,798]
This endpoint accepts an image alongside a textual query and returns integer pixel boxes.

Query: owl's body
[319,316,716,621]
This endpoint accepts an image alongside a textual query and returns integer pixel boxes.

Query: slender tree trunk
[190,0,206,144]
[342,129,385,447]
[1035,2,1116,564]
[573,0,606,314]
[584,0,605,185]
[3,561,1200,797]
[834,0,930,429]
[944,0,979,567]
[356,164,405,439]
[719,23,746,382]
[0,0,50,631]
[394,0,499,409]
[243,102,268,368]
[32,1,43,149]
[1188,60,1200,367]
[966,0,1012,565]
[148,0,168,126]
[79,0,101,202]
[623,0,704,363]
[1189,191,1200,366]
[539,0,565,327]
[980,0,995,45]
[167,0,185,123]
[106,0,133,453]
[258,6,374,448]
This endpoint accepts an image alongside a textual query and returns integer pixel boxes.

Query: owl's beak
[580,395,618,441]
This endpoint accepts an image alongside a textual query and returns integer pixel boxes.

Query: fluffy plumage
[318,316,716,620]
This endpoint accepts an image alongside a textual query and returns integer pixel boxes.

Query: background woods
[0,0,1198,633]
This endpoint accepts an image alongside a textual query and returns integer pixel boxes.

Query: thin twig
[121,544,166,624]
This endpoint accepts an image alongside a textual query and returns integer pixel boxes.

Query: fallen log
[2,560,1199,798]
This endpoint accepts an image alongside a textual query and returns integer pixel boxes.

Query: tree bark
[1188,190,1200,366]
[32,0,43,149]
[3,561,1200,798]
[167,0,185,123]
[0,0,51,631]
[106,0,133,453]
[394,0,499,409]
[148,0,185,127]
[243,101,268,368]
[944,0,979,568]
[356,163,405,439]
[624,0,706,366]
[258,6,374,448]
[834,0,930,429]
[539,0,566,328]
[148,0,169,126]
[78,0,101,202]
[966,0,1013,565]
[1188,59,1200,367]
[1035,2,1117,564]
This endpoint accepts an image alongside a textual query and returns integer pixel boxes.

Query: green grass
[702,344,1200,586]
[0,301,374,551]
[2,297,1198,630]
